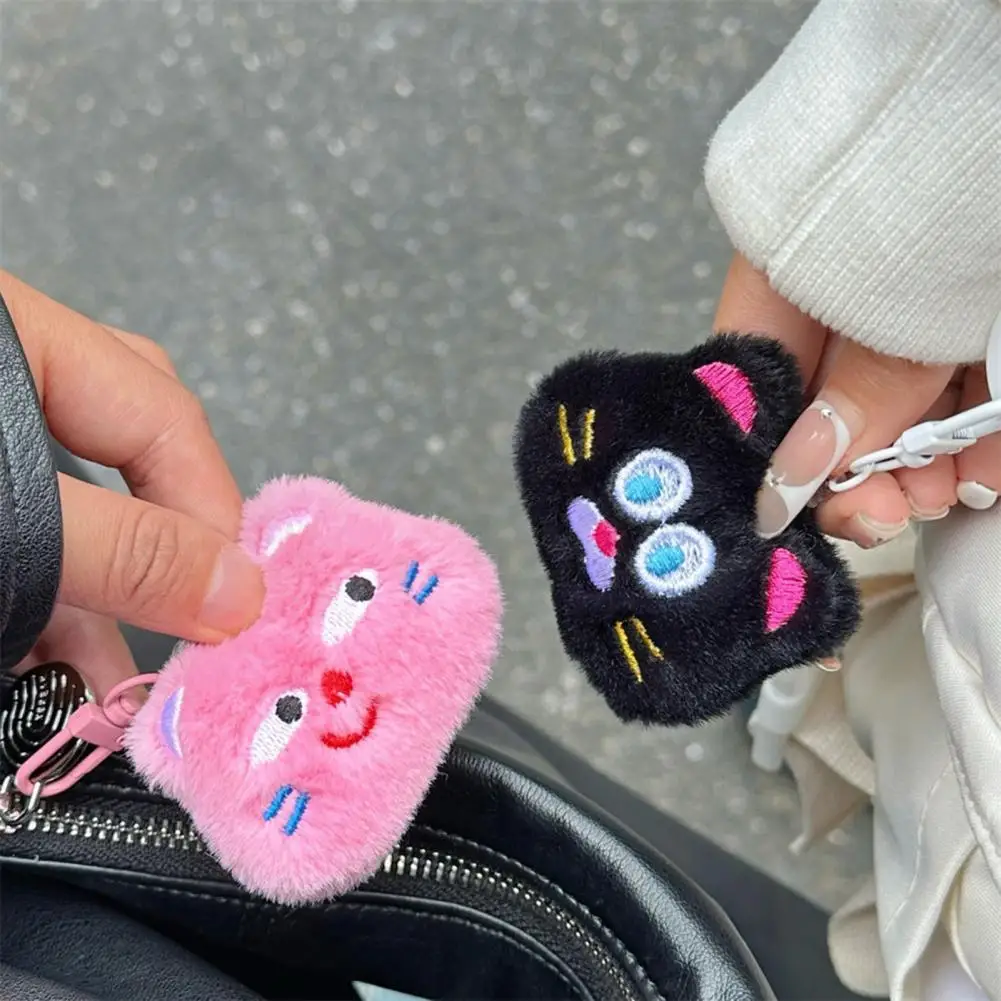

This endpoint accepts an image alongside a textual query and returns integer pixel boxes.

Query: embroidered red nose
[593,520,619,557]
[322,669,354,707]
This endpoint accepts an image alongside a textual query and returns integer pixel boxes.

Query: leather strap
[0,292,62,671]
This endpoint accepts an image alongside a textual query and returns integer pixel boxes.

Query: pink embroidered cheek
[765,547,807,632]
[694,361,757,434]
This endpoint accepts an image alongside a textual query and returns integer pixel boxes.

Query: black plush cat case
[514,335,860,727]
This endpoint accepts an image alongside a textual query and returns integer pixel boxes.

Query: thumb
[756,339,953,538]
[57,474,264,642]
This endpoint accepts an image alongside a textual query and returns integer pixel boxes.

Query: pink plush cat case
[126,477,502,905]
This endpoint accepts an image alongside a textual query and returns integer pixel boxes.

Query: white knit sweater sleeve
[705,0,1001,365]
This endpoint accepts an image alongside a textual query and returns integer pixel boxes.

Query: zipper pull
[0,672,158,832]
[14,702,128,798]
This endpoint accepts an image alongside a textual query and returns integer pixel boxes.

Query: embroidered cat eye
[250,690,309,767]
[613,449,692,523]
[322,569,379,646]
[634,524,715,598]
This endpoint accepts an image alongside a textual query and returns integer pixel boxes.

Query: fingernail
[957,481,998,511]
[756,396,859,538]
[848,514,908,550]
[201,544,265,636]
[904,494,950,522]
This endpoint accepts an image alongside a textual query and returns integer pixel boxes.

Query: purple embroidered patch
[567,497,618,592]
[159,687,184,759]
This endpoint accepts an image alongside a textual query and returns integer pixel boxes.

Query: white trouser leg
[922,933,990,1001]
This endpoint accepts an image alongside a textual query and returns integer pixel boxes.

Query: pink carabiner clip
[15,673,159,797]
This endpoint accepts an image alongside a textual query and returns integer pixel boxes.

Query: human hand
[714,254,1001,548]
[1,270,265,698]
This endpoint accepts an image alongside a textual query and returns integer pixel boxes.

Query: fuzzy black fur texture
[513,334,860,727]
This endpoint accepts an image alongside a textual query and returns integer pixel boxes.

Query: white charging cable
[828,311,1001,493]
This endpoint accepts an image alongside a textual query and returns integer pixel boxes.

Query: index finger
[758,338,952,540]
[0,270,243,539]
[713,253,829,386]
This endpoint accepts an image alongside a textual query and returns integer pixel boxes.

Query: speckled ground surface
[0,0,871,910]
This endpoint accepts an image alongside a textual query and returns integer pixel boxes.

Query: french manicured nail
[201,544,266,636]
[904,494,950,522]
[957,481,998,511]
[848,514,908,550]
[756,397,858,538]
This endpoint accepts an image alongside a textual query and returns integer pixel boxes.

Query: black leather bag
[0,291,775,1001]
[0,293,62,674]
[0,695,776,1001]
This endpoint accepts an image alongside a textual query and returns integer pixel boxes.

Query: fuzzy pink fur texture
[127,477,502,905]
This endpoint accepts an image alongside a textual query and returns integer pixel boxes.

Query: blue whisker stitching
[413,575,439,605]
[263,784,293,822]
[402,561,419,592]
[283,791,310,836]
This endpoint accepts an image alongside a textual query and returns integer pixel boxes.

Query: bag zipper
[382,841,646,1000]
[11,780,650,1001]
[23,796,204,850]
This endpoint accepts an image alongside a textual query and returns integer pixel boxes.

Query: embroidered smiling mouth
[567,497,619,592]
[320,699,379,749]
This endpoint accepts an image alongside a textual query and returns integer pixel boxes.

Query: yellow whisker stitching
[582,409,596,460]
[557,404,576,465]
[614,620,644,684]
[630,617,663,660]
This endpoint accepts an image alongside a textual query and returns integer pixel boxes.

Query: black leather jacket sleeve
[0,290,62,671]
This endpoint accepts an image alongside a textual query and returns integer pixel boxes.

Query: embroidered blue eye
[635,524,715,597]
[613,449,692,523]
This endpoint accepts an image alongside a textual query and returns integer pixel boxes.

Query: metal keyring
[0,774,43,833]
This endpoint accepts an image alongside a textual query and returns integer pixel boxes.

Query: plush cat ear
[240,476,351,561]
[755,529,860,679]
[693,361,757,434]
[761,538,857,642]
[689,334,805,450]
